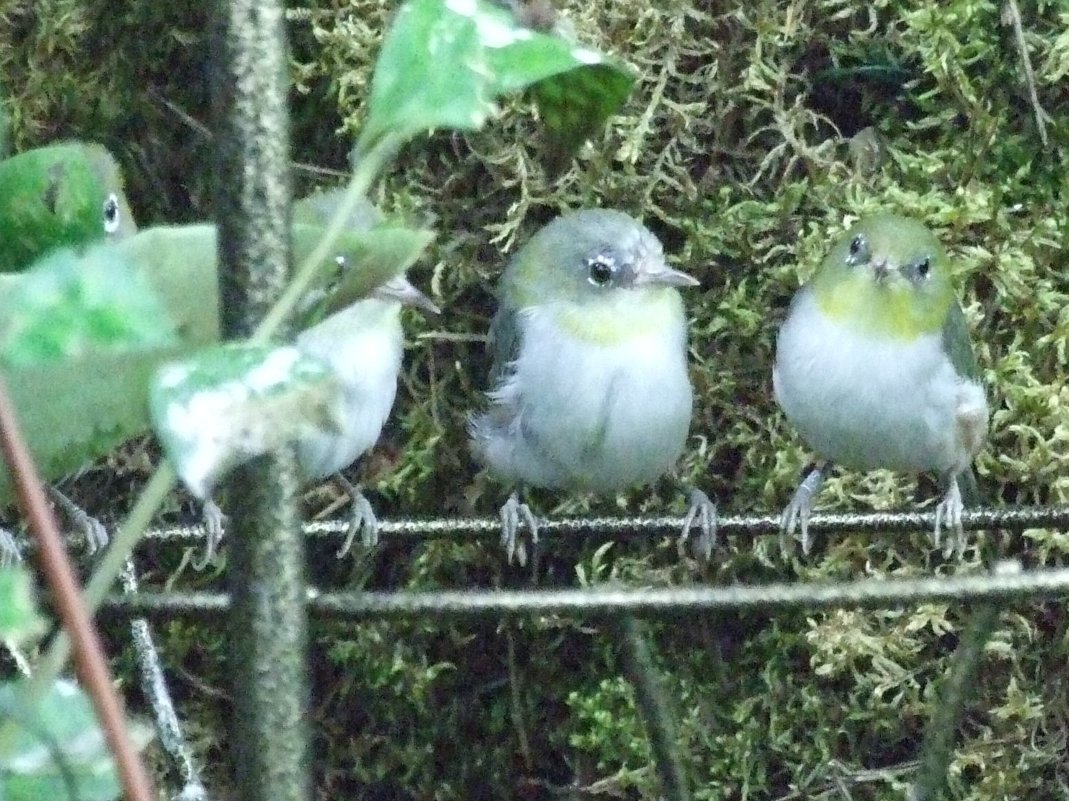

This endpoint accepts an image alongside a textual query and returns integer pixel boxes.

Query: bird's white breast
[773,288,986,474]
[481,302,693,492]
[294,300,404,481]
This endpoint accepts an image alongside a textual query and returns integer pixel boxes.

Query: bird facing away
[773,213,988,556]
[470,208,716,565]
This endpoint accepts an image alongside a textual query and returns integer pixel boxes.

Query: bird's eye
[845,234,870,266]
[915,257,931,279]
[335,255,347,269]
[587,255,615,286]
[102,193,120,234]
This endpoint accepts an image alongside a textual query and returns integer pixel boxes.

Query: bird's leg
[334,473,379,558]
[195,497,227,570]
[500,490,539,567]
[677,487,719,562]
[46,485,108,554]
[933,473,965,558]
[780,461,830,556]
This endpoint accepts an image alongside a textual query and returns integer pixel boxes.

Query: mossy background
[2,0,1069,798]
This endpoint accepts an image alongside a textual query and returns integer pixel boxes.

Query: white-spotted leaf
[150,343,344,498]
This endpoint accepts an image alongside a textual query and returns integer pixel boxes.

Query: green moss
[5,0,1069,798]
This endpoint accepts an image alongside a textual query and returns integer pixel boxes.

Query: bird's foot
[500,492,539,567]
[933,479,965,559]
[677,488,718,562]
[47,485,108,554]
[73,509,109,555]
[337,487,379,559]
[0,528,21,566]
[194,498,227,570]
[780,464,827,556]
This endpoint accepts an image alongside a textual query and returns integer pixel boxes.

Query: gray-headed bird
[470,209,716,565]
[200,272,438,565]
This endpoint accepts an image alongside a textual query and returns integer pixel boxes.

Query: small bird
[295,273,439,556]
[470,208,716,565]
[773,213,988,556]
[199,272,439,564]
[0,142,136,272]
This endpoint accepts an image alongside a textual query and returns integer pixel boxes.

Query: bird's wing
[941,300,980,382]
[944,300,988,460]
[487,301,522,387]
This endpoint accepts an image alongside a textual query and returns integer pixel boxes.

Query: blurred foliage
[5,0,1069,799]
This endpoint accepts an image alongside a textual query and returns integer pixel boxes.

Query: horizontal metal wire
[136,504,1069,545]
[98,562,1069,621]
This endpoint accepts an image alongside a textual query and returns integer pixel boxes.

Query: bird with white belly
[470,208,717,565]
[774,213,988,556]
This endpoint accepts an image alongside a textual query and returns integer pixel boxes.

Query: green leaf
[0,344,190,506]
[115,225,223,347]
[289,190,433,324]
[0,679,152,801]
[529,63,634,164]
[0,244,179,367]
[0,243,186,506]
[150,343,344,498]
[299,227,435,326]
[115,222,430,341]
[358,0,633,157]
[0,569,45,645]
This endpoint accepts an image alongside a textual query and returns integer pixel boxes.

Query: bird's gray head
[506,209,698,306]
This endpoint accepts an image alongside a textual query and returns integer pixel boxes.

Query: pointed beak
[631,258,700,289]
[373,276,441,316]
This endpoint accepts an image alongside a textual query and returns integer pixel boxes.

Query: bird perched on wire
[294,273,439,557]
[773,213,988,557]
[470,208,716,565]
[199,271,439,565]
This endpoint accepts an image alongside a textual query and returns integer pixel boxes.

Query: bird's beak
[373,276,441,316]
[870,255,890,283]
[632,258,700,288]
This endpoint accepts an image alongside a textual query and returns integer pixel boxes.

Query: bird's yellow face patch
[549,287,684,345]
[809,214,956,341]
[814,272,949,340]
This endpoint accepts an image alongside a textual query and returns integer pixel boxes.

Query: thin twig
[908,604,997,800]
[145,85,349,178]
[505,629,534,773]
[0,374,156,801]
[1002,0,1051,147]
[120,558,211,801]
[610,616,691,801]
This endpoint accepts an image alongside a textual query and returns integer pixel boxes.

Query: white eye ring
[103,193,121,234]
[587,255,616,286]
[335,255,347,269]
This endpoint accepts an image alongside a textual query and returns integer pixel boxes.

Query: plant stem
[251,133,401,344]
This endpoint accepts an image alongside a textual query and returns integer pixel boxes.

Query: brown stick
[0,374,154,801]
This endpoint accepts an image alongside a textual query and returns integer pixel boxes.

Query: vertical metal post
[211,2,310,800]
